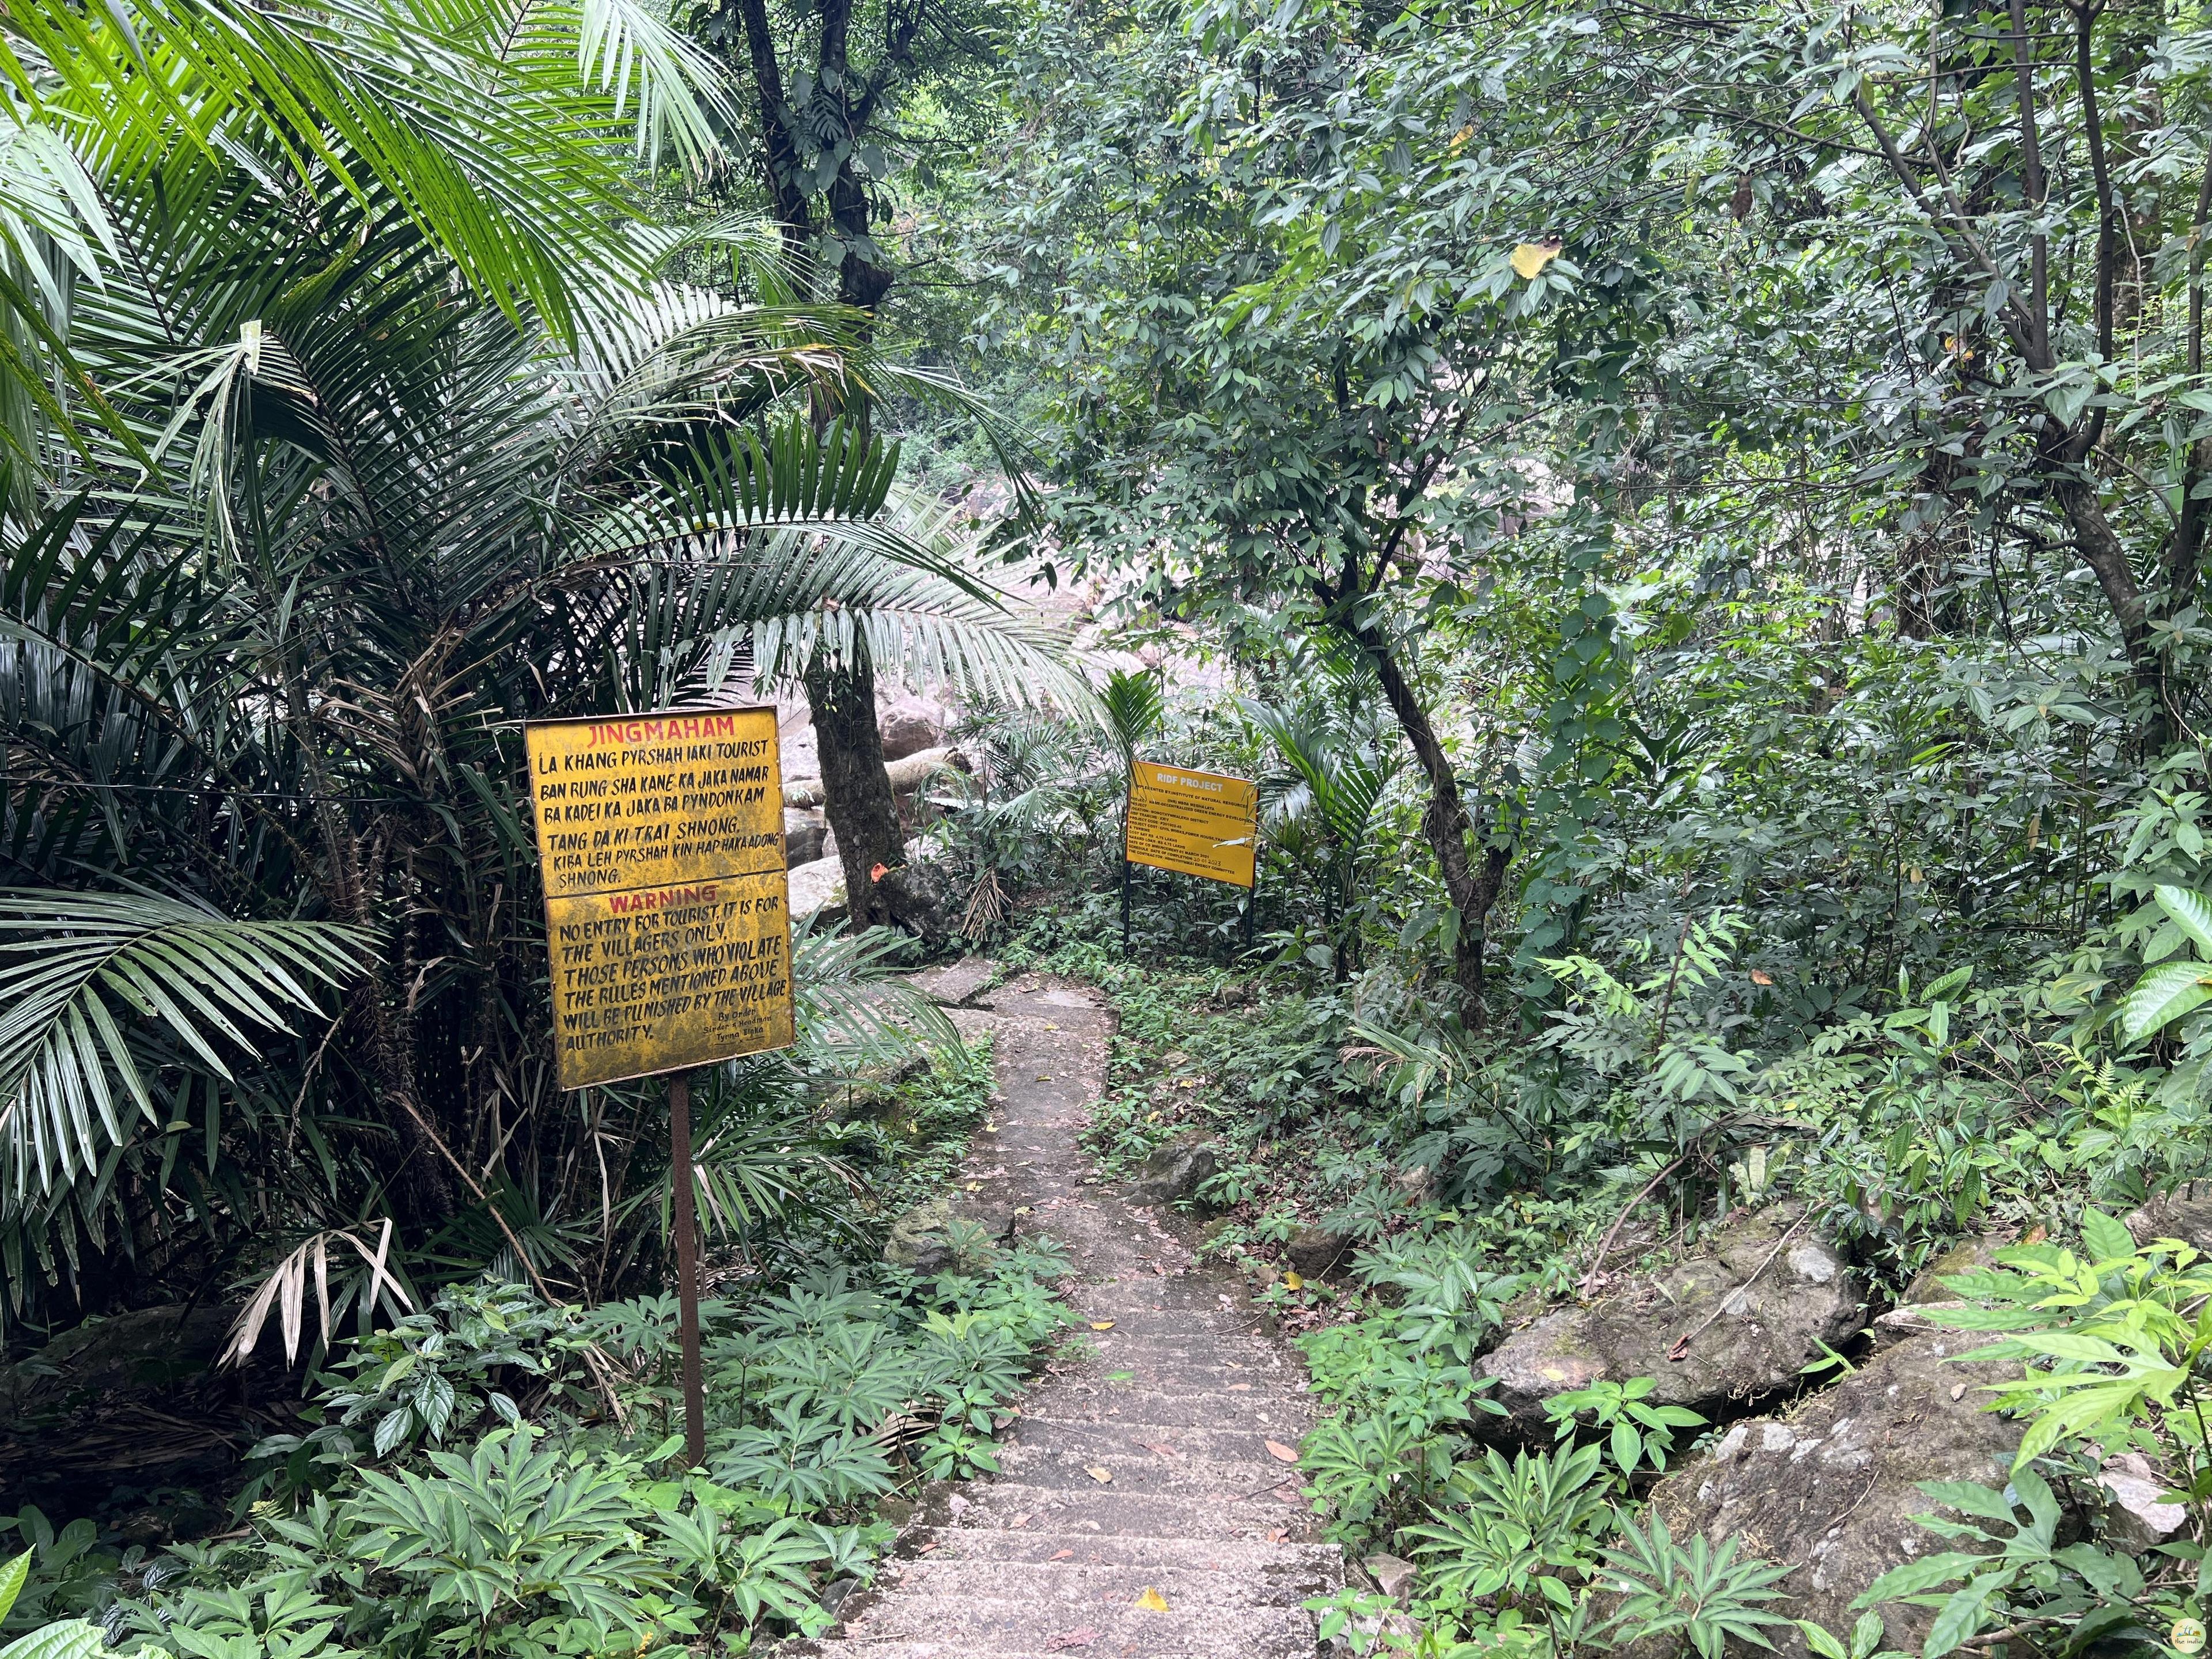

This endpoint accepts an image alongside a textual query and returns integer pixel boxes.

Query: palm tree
[0,0,1075,1342]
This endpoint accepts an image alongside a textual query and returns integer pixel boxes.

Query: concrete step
[1007,1418,1304,1464]
[1079,1338,1287,1371]
[1063,1307,1272,1338]
[942,1483,1313,1537]
[1018,1391,1296,1430]
[872,1554,1336,1608]
[986,1446,1304,1497]
[907,1528,1339,1572]
[1049,1355,1302,1387]
[821,1594,1323,1654]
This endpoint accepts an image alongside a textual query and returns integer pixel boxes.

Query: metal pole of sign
[1245,859,1258,952]
[669,1070,706,1468]
[1121,857,1132,957]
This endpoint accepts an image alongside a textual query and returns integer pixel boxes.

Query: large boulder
[879,697,951,762]
[2127,1187,2212,1253]
[884,1199,960,1277]
[1901,1231,2014,1306]
[787,856,847,922]
[784,807,827,867]
[1482,1207,1861,1428]
[885,745,965,798]
[1126,1133,1223,1207]
[1647,1331,2020,1655]
[1286,1225,1353,1279]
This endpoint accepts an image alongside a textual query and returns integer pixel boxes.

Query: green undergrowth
[2,1035,1074,1659]
[1012,900,2212,1657]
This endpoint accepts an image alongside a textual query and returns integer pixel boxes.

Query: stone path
[786,971,1342,1658]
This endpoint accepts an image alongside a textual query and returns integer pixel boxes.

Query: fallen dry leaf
[1264,1440,1300,1463]
[1135,1588,1171,1613]
[1750,969,1774,986]
[1225,1382,1252,1392]
[1050,1548,1074,1561]
[1044,1628,1097,1651]
[1085,1465,1113,1483]
[1089,1320,1115,1331]
[1510,238,1563,279]
[1010,1512,1033,1528]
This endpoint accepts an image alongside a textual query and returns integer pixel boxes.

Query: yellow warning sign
[1126,763,1257,889]
[527,708,796,1088]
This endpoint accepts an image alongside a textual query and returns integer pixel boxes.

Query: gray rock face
[1647,1331,2020,1656]
[1363,1552,1418,1603]
[2127,1187,2212,1253]
[1483,1207,1861,1427]
[879,696,951,762]
[2097,1451,2188,1553]
[885,745,963,796]
[1126,1133,1223,1207]
[1902,1231,2014,1305]
[787,856,847,922]
[784,807,828,866]
[884,1198,960,1276]
[1286,1225,1351,1279]
[910,957,997,1007]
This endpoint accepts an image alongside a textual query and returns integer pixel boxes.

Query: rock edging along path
[785,972,1344,1659]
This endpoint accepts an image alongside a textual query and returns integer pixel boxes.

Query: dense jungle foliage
[8,0,2212,1651]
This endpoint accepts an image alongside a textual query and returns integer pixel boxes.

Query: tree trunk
[805,640,904,929]
[2048,468,2168,740]
[1359,628,1511,1029]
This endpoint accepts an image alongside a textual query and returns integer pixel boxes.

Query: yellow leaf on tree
[1510,240,1562,280]
[1136,1588,1171,1612]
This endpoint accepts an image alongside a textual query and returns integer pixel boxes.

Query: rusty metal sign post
[525,706,797,1467]
[1122,762,1260,955]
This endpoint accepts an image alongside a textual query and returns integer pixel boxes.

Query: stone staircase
[781,974,1342,1658]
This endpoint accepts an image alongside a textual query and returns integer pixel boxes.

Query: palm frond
[794,922,959,1055]
[0,890,374,1198]
[222,1219,415,1365]
[502,0,734,170]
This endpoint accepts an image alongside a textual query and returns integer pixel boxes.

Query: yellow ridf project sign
[527,708,796,1089]
[1126,763,1258,889]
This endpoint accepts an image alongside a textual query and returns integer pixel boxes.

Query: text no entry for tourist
[527,707,796,1089]
[1126,762,1258,889]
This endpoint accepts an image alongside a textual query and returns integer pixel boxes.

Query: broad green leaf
[1923,1581,1998,1659]
[0,1622,109,1659]
[2118,961,2212,1045]
[1854,1552,1986,1603]
[2079,1209,2137,1264]
[2155,887,2212,956]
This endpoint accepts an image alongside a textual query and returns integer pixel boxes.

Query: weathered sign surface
[1125,762,1258,889]
[527,709,795,1088]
